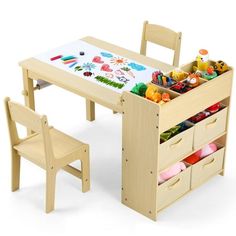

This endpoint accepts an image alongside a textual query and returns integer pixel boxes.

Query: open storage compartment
[122,61,233,221]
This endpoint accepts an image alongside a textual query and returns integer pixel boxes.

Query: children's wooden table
[19,36,174,120]
[19,36,233,221]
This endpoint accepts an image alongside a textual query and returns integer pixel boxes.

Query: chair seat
[14,128,86,168]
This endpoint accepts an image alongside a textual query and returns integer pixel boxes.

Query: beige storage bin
[193,108,228,149]
[159,126,194,170]
[191,147,225,189]
[157,167,191,211]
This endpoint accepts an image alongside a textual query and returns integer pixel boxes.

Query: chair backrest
[4,97,54,168]
[140,21,182,67]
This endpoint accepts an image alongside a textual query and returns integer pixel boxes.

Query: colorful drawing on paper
[101,64,113,72]
[92,56,104,63]
[75,65,83,71]
[101,52,113,58]
[35,40,161,93]
[110,57,127,66]
[83,71,93,77]
[82,62,96,71]
[128,62,146,71]
[116,76,129,84]
[121,67,135,78]
[95,76,125,89]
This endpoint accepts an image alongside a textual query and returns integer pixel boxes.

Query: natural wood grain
[4,98,90,212]
[86,99,95,121]
[140,21,182,67]
[122,92,160,221]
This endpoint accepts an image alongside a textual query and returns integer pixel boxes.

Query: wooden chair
[140,21,182,67]
[4,97,90,213]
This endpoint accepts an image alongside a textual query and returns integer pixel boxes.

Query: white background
[0,0,236,235]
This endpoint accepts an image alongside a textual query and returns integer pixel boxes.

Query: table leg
[22,69,35,134]
[86,99,95,121]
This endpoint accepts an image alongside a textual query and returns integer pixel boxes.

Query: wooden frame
[18,37,233,220]
[4,98,90,213]
[122,64,233,220]
[140,20,182,67]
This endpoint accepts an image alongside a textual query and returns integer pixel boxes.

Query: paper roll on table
[35,80,51,90]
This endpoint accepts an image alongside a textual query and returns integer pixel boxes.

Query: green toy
[160,125,181,142]
[131,83,147,97]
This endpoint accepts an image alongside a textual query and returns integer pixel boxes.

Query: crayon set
[50,55,78,68]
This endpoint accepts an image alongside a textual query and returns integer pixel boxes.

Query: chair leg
[45,170,57,213]
[12,149,21,192]
[81,153,90,193]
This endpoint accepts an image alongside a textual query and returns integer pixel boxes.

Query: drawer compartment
[193,108,227,149]
[191,147,225,189]
[159,127,194,170]
[157,167,191,211]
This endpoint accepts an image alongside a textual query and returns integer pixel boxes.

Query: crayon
[50,55,62,61]
[69,62,78,68]
[61,55,76,61]
[63,59,77,64]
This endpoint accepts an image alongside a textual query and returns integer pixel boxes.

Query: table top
[19,36,175,112]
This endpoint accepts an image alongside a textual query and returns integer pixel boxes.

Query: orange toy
[162,92,170,102]
[145,85,162,103]
[187,73,200,88]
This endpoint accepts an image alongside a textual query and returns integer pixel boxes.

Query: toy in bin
[170,81,191,94]
[158,162,186,184]
[170,69,188,82]
[130,83,147,97]
[214,60,229,75]
[145,85,161,103]
[186,73,200,88]
[193,49,209,73]
[160,122,190,143]
[189,102,222,123]
[152,70,176,87]
[184,143,218,164]
[145,85,171,104]
[202,66,218,80]
[130,83,171,104]
[206,102,221,113]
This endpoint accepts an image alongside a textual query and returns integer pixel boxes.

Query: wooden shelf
[122,63,233,221]
[159,131,227,172]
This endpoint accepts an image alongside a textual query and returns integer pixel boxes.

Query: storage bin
[191,147,225,189]
[159,126,194,170]
[157,167,191,211]
[193,108,227,149]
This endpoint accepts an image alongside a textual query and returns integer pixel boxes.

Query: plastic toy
[186,73,200,88]
[196,143,218,158]
[162,92,170,102]
[184,143,218,165]
[206,102,221,113]
[193,49,209,73]
[145,85,161,103]
[160,122,191,143]
[184,153,201,164]
[214,60,229,75]
[152,71,176,88]
[130,83,147,97]
[158,162,186,184]
[188,111,210,123]
[170,69,188,81]
[202,66,218,80]
[170,81,192,94]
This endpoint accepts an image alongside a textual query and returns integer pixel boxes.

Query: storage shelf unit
[121,61,233,221]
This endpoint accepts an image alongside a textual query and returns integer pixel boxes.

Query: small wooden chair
[4,97,90,213]
[140,21,182,67]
